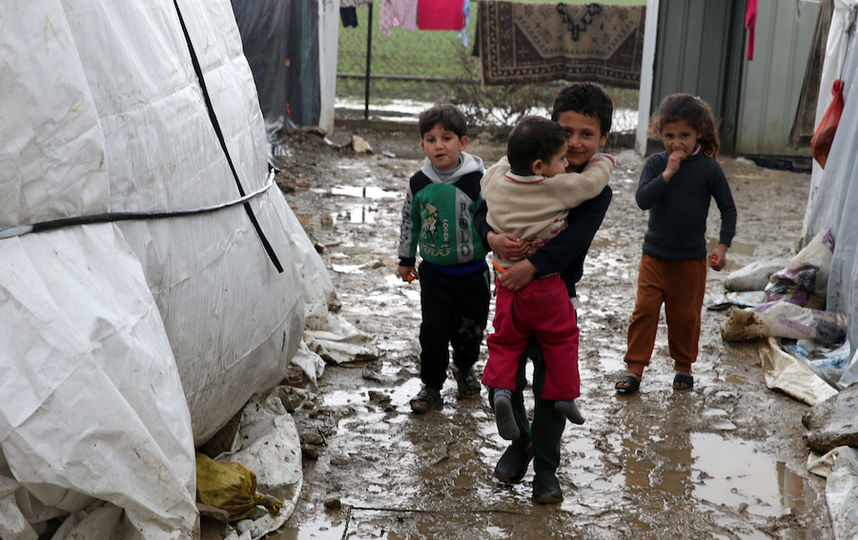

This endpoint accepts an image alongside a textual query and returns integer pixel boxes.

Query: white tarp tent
[800,1,858,538]
[802,0,858,358]
[1,0,340,537]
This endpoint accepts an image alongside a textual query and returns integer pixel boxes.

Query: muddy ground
[267,124,832,539]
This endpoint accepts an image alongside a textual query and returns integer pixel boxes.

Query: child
[480,116,614,440]
[475,82,614,504]
[397,103,490,414]
[615,93,737,395]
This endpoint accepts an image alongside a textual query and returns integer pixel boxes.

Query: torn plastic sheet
[757,337,838,405]
[779,338,853,389]
[825,446,858,540]
[207,388,302,539]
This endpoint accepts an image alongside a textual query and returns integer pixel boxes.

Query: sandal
[452,365,481,398]
[409,386,442,414]
[673,373,694,390]
[615,375,640,395]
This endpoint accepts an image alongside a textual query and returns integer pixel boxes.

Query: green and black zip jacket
[398,152,488,273]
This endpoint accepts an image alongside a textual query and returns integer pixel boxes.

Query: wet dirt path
[271,130,832,539]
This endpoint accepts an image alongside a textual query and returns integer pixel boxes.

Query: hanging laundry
[380,0,418,37]
[476,1,645,88]
[457,1,471,47]
[340,7,358,28]
[745,0,758,60]
[417,0,465,31]
[341,0,373,6]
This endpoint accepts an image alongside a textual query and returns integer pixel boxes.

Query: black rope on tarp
[171,0,283,273]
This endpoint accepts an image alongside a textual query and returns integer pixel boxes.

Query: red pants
[624,254,707,376]
[483,274,580,400]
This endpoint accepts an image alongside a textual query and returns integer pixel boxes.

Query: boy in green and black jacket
[397,103,490,414]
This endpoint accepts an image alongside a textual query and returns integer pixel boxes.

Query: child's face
[421,124,467,171]
[555,110,607,171]
[533,143,569,178]
[660,120,698,155]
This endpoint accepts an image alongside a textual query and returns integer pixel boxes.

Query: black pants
[418,262,490,390]
[490,337,566,475]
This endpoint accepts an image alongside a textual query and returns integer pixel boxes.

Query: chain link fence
[336,1,638,134]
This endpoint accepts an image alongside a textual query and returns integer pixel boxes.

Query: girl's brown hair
[648,93,720,158]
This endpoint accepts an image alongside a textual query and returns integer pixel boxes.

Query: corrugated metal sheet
[737,0,820,156]
[652,0,734,120]
[648,0,820,157]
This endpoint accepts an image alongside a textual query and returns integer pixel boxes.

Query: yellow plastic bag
[195,452,283,521]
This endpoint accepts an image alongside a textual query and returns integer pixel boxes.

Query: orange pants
[624,254,707,377]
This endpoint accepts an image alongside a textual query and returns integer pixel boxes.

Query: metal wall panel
[736,0,819,156]
[651,0,734,125]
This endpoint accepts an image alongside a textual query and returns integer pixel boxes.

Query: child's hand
[498,259,537,292]
[487,231,528,261]
[708,244,728,271]
[663,150,687,181]
[398,265,417,282]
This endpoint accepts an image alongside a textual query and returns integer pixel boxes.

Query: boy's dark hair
[418,103,468,138]
[649,93,720,158]
[551,82,613,136]
[507,116,569,174]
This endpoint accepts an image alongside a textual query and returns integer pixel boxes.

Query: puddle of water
[690,432,811,517]
[331,205,378,224]
[268,516,346,540]
[331,185,399,199]
[328,185,400,224]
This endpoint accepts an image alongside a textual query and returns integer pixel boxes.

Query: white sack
[757,337,838,406]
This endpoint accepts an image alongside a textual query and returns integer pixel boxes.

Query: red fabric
[812,79,845,168]
[417,0,464,30]
[482,274,580,400]
[745,0,757,60]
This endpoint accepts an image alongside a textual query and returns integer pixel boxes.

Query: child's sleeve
[712,167,737,247]
[635,154,669,209]
[548,153,614,209]
[397,184,419,266]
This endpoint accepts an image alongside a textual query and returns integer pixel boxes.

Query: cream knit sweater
[481,154,614,267]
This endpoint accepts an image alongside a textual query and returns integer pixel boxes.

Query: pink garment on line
[417,0,465,30]
[380,0,418,37]
[745,0,757,60]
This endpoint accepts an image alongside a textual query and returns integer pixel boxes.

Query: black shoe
[532,471,563,504]
[554,399,585,425]
[494,440,534,484]
[409,386,442,414]
[493,393,520,440]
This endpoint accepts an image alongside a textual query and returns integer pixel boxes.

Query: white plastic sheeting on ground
[802,0,858,355]
[1,0,339,537]
[757,338,838,406]
[825,447,858,539]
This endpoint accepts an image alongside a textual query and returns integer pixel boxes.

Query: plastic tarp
[826,446,858,539]
[231,0,322,135]
[1,0,337,536]
[802,0,858,356]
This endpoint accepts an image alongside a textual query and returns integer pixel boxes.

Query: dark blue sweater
[636,151,737,260]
